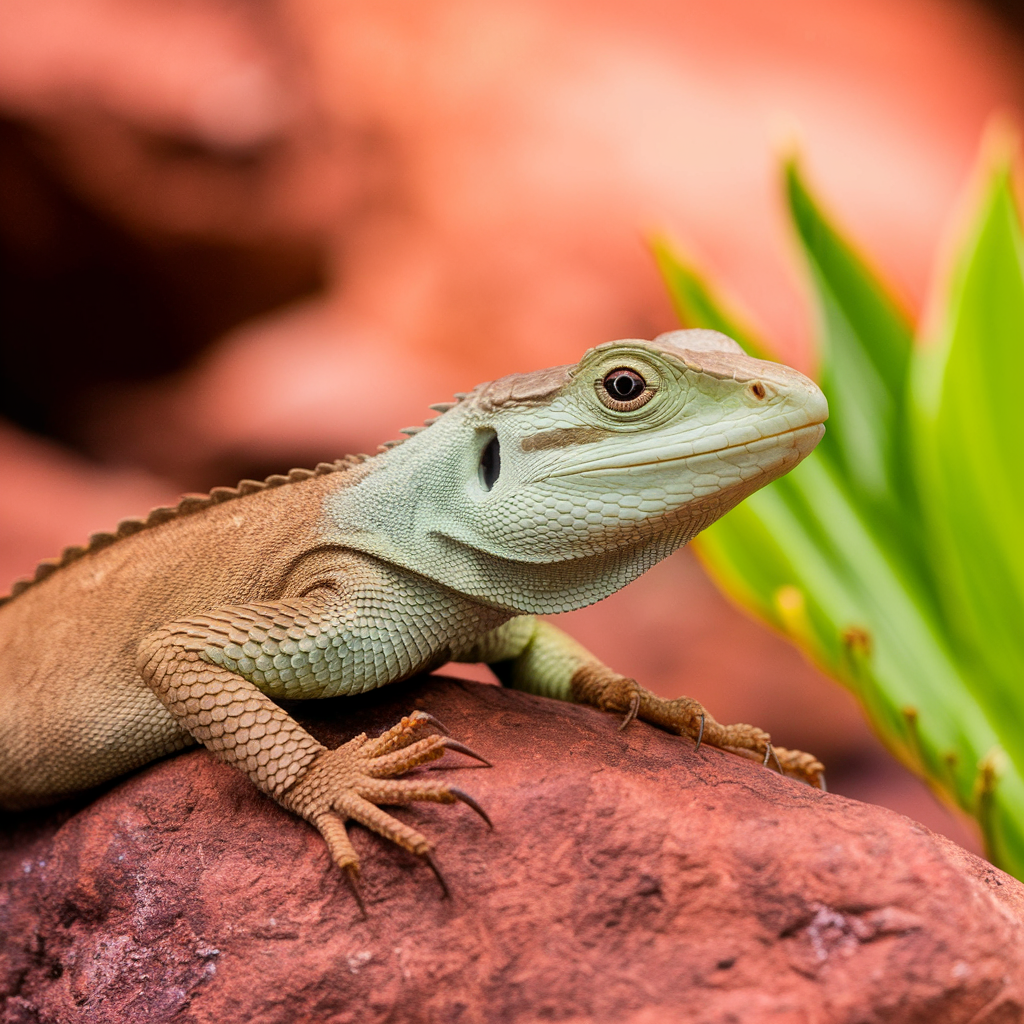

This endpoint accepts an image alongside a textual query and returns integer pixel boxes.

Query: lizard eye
[599,368,654,411]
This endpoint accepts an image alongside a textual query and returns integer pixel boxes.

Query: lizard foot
[570,667,825,789]
[280,712,493,906]
[360,709,492,766]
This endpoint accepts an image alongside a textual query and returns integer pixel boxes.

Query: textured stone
[2,677,1022,1023]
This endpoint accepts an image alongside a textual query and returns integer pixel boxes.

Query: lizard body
[0,330,827,891]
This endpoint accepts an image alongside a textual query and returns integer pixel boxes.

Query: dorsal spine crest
[0,390,472,606]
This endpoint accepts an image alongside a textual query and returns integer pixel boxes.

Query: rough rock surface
[2,677,1023,1023]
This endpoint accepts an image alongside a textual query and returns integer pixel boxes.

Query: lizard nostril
[748,382,767,400]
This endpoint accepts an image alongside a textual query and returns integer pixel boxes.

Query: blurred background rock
[3,0,1021,853]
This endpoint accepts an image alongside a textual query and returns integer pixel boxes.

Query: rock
[2,677,1022,1023]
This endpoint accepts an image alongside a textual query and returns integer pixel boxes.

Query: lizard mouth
[548,421,826,477]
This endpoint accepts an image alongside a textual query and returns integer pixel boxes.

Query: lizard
[0,328,827,901]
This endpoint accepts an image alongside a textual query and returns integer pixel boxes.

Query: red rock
[2,677,1022,1022]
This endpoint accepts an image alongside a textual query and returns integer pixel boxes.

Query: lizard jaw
[545,422,825,479]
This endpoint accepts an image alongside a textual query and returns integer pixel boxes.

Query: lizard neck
[319,413,722,615]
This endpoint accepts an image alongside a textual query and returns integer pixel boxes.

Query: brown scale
[0,395,468,606]
[136,600,493,912]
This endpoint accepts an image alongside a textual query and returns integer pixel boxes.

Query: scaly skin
[0,329,828,895]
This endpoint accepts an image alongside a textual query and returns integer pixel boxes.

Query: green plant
[653,150,1024,877]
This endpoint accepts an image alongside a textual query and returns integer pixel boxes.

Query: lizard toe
[772,745,827,788]
[362,735,449,777]
[360,711,490,767]
[283,741,491,898]
[362,710,447,758]
[571,670,826,786]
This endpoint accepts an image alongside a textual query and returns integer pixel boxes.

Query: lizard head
[329,330,827,613]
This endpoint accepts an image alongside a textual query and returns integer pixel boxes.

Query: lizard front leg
[457,616,825,788]
[137,591,495,901]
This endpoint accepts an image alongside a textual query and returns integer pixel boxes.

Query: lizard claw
[408,710,450,737]
[449,787,493,828]
[422,851,451,898]
[761,740,792,775]
[282,713,493,902]
[764,745,827,788]
[343,864,367,919]
[441,739,492,766]
[618,690,641,731]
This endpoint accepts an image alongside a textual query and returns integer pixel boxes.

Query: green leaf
[651,157,1024,877]
[784,161,920,530]
[698,460,1024,873]
[650,236,775,360]
[911,166,1024,724]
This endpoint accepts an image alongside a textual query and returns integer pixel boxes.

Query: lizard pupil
[605,369,646,401]
[480,435,501,490]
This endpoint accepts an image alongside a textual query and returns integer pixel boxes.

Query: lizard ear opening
[479,433,501,490]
